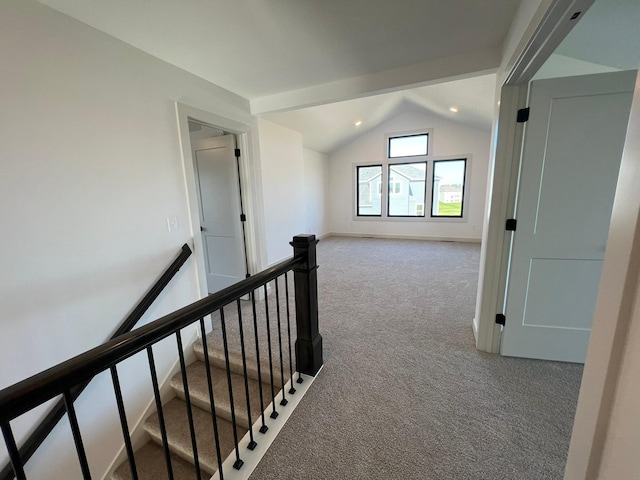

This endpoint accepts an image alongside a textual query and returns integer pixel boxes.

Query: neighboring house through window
[356,165,382,216]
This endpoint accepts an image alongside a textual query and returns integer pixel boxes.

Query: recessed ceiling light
[449,106,459,113]
[355,120,362,126]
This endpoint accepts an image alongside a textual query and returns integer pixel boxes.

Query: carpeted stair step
[170,360,274,429]
[110,441,207,480]
[193,333,292,389]
[144,397,246,475]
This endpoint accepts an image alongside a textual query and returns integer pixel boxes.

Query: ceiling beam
[250,47,500,115]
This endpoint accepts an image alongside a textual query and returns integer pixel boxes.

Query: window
[388,133,428,158]
[388,162,426,217]
[356,165,382,216]
[355,130,467,221]
[432,159,467,217]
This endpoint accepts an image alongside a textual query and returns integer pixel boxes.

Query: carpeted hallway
[249,236,583,480]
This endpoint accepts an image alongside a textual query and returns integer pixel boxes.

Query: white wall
[303,149,330,237]
[327,110,491,241]
[256,119,306,264]
[534,53,621,80]
[0,1,253,477]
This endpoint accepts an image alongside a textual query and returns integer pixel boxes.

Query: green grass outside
[436,201,462,216]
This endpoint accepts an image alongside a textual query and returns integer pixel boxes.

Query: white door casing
[192,134,247,293]
[501,71,636,363]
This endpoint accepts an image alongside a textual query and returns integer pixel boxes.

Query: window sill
[353,215,467,223]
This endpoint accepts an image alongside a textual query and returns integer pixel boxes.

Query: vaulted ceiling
[263,74,497,153]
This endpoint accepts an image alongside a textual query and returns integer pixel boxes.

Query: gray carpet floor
[248,236,583,480]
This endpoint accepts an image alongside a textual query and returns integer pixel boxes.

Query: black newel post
[290,234,323,376]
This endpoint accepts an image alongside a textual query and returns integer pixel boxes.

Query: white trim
[473,0,597,354]
[504,0,596,85]
[474,86,528,353]
[209,370,321,480]
[175,103,266,304]
[472,317,479,343]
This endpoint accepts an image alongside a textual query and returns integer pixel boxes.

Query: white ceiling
[38,0,520,101]
[266,0,640,155]
[37,0,640,156]
[264,74,497,154]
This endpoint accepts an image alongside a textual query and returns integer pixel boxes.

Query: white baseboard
[472,317,479,344]
[324,232,482,243]
[209,369,321,480]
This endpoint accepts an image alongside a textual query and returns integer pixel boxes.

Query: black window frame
[431,158,467,219]
[386,161,428,218]
[387,133,429,158]
[356,164,382,217]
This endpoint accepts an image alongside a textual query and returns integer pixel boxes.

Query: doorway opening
[188,120,249,294]
[476,0,640,357]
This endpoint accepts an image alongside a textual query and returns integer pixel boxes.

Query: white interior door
[501,71,636,363]
[192,134,247,293]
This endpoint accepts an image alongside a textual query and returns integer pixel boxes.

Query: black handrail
[0,254,301,422]
[0,243,193,480]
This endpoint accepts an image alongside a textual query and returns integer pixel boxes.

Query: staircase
[111,304,293,480]
[0,235,321,480]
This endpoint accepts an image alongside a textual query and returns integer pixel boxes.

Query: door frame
[474,0,596,353]
[175,102,267,300]
[476,0,640,475]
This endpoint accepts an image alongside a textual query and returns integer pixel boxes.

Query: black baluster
[274,278,287,406]
[251,292,268,434]
[263,284,278,419]
[1,422,26,480]
[220,307,243,470]
[63,390,92,479]
[147,346,174,480]
[236,299,257,450]
[284,272,296,394]
[110,365,138,480]
[198,318,225,480]
[175,331,202,480]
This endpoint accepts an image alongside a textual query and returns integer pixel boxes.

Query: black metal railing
[0,243,193,480]
[0,234,323,480]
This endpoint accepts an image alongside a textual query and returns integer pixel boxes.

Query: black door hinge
[240,213,246,222]
[496,314,506,326]
[234,148,241,157]
[517,107,530,123]
[506,218,517,231]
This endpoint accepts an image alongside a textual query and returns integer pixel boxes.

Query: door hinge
[506,218,517,231]
[517,107,530,123]
[496,314,506,326]
[234,148,241,157]
[240,213,246,222]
